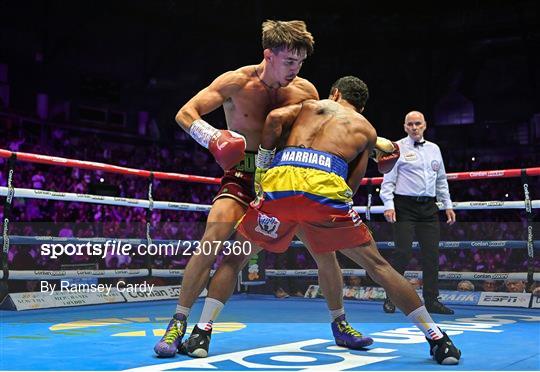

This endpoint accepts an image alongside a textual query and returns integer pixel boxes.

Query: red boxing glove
[375,142,400,174]
[208,130,246,170]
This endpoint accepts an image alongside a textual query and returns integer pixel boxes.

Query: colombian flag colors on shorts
[237,147,372,253]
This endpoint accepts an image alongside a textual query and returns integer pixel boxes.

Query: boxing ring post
[521,169,535,289]
[364,182,373,222]
[1,152,16,300]
[145,171,155,278]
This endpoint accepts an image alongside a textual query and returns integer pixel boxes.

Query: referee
[379,111,456,314]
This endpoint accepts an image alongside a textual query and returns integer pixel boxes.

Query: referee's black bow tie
[414,141,425,147]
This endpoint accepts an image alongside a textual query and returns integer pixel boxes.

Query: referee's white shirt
[379,136,453,211]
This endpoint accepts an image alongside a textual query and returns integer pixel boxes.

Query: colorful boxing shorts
[213,151,256,206]
[236,147,372,253]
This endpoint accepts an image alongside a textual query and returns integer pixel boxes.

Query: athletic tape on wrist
[256,145,276,169]
[189,119,219,149]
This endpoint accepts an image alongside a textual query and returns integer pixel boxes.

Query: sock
[407,305,444,340]
[175,304,190,318]
[197,298,224,332]
[330,307,345,322]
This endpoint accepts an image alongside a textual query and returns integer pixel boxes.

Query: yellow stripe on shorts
[261,166,353,203]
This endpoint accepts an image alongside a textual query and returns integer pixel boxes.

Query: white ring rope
[264,269,540,282]
[2,235,538,250]
[6,269,149,280]
[1,186,539,212]
[4,268,538,281]
[265,269,540,282]
[0,186,211,212]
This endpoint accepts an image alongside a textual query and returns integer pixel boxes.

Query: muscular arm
[347,130,377,195]
[298,79,319,101]
[284,79,319,105]
[261,103,303,149]
[175,71,245,131]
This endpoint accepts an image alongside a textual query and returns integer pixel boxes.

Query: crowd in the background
[1,124,539,295]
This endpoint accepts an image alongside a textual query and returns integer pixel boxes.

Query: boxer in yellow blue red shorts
[237,147,372,253]
[236,75,461,365]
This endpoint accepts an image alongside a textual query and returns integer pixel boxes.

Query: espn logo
[483,295,518,303]
[479,292,531,307]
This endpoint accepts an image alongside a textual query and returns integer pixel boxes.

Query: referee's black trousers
[391,194,440,300]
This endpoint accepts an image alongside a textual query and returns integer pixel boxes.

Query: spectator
[348,275,363,287]
[530,282,540,297]
[482,280,499,292]
[31,171,46,189]
[504,280,526,293]
[457,280,475,291]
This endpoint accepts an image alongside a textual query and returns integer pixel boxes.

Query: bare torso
[284,99,376,163]
[224,65,317,151]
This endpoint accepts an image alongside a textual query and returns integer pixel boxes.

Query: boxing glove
[208,131,246,170]
[189,119,246,170]
[370,137,400,174]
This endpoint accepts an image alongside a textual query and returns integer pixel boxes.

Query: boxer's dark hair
[330,76,369,112]
[262,20,314,56]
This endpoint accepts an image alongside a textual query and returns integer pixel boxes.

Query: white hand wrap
[189,119,219,149]
[256,145,276,169]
